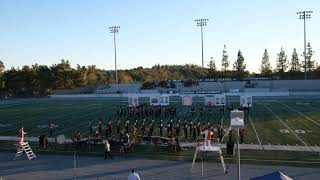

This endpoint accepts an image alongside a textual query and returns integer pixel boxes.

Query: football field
[1,98,320,148]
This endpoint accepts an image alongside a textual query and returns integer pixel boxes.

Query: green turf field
[1,99,320,147]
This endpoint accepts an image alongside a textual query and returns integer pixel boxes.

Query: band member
[117,119,120,134]
[217,123,223,143]
[95,130,101,139]
[169,119,173,134]
[159,120,163,137]
[189,120,193,135]
[108,119,112,136]
[196,121,201,136]
[183,119,187,129]
[133,126,138,136]
[149,120,154,136]
[167,123,171,138]
[184,122,188,140]
[228,129,233,142]
[176,121,180,137]
[76,131,81,141]
[125,119,129,133]
[192,124,197,142]
[141,119,146,136]
[98,119,102,134]
[134,119,138,129]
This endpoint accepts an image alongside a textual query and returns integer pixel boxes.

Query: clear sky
[0,0,319,73]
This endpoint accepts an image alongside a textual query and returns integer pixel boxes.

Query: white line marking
[248,115,264,150]
[280,103,320,127]
[220,115,224,126]
[264,105,314,152]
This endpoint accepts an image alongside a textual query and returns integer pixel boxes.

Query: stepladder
[14,142,36,160]
[191,144,228,174]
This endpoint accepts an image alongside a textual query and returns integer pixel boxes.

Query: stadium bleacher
[95,79,320,94]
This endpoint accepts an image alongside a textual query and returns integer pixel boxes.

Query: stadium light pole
[195,18,209,70]
[297,11,313,80]
[109,26,120,84]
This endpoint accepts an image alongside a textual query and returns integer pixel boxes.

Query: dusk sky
[0,0,319,73]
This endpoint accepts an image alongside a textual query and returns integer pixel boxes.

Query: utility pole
[297,11,313,80]
[109,26,120,84]
[195,18,209,70]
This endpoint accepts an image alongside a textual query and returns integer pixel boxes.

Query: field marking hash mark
[280,102,320,128]
[264,105,314,152]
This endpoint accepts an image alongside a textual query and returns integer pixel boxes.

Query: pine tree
[233,50,246,77]
[306,43,316,72]
[208,57,216,71]
[207,57,216,77]
[289,48,300,72]
[276,48,288,75]
[221,45,229,71]
[260,49,272,75]
[0,60,4,74]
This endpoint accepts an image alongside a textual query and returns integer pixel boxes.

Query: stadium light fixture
[109,25,120,84]
[297,11,313,80]
[195,18,209,70]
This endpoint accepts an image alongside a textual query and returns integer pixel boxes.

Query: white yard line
[280,103,320,127]
[220,115,224,126]
[192,113,200,123]
[264,104,314,152]
[248,115,264,150]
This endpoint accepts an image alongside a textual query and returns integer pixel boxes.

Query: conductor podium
[191,140,228,174]
[14,127,36,160]
[191,110,245,177]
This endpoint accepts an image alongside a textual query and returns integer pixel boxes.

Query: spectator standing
[128,169,140,180]
[104,140,112,159]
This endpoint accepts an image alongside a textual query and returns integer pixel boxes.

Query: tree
[208,57,216,71]
[208,57,217,78]
[118,70,133,83]
[50,59,75,89]
[289,48,300,72]
[233,50,246,77]
[33,64,53,94]
[0,60,4,90]
[86,65,98,84]
[276,48,288,75]
[221,45,229,71]
[0,60,4,74]
[260,49,272,76]
[305,43,316,72]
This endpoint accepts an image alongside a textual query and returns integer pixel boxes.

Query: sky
[0,0,319,73]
